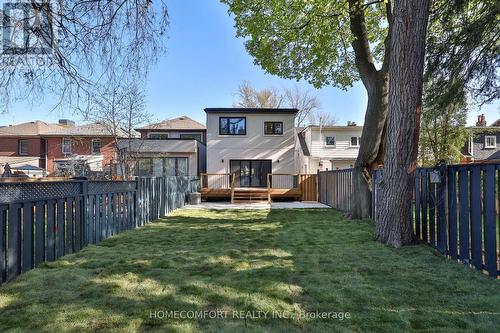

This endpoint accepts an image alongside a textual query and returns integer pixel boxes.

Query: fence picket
[483,165,497,276]
[447,168,458,260]
[22,202,34,272]
[470,167,483,271]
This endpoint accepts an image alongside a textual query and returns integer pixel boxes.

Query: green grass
[1,209,499,332]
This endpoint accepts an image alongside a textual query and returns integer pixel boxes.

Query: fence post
[81,179,88,247]
[437,164,447,254]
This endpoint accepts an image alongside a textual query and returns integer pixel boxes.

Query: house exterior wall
[206,112,297,175]
[471,132,500,161]
[0,137,44,156]
[301,126,362,172]
[45,136,117,173]
[138,129,207,143]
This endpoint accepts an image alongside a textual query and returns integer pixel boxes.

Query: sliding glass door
[230,160,272,187]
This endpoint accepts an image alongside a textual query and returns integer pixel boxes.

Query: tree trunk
[347,0,391,219]
[351,72,389,218]
[376,0,431,247]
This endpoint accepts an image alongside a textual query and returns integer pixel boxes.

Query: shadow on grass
[0,208,499,332]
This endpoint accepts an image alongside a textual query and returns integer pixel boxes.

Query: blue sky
[0,0,498,127]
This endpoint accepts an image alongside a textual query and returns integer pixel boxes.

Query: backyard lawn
[0,208,499,332]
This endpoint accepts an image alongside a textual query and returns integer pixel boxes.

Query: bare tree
[308,110,338,127]
[233,80,283,108]
[284,85,321,126]
[0,1,169,114]
[82,78,150,179]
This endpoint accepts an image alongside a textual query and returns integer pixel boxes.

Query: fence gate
[300,174,318,201]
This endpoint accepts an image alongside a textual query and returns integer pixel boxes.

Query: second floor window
[485,136,497,148]
[350,137,361,146]
[219,117,246,135]
[91,139,101,154]
[148,133,169,140]
[62,138,72,154]
[325,136,335,146]
[180,133,203,142]
[18,140,28,155]
[264,122,283,135]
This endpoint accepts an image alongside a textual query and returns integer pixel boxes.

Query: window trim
[325,136,336,147]
[91,139,101,155]
[147,132,169,140]
[264,121,284,135]
[18,139,29,155]
[62,138,72,154]
[165,157,189,176]
[219,117,247,136]
[484,135,497,149]
[179,133,203,142]
[350,136,361,147]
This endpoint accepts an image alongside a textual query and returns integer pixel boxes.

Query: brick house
[0,120,129,176]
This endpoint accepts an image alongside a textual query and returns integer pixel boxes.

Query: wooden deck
[200,173,316,203]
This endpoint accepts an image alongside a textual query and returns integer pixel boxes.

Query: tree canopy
[221,0,389,89]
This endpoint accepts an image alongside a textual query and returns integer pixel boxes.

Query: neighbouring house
[205,107,298,187]
[0,119,130,177]
[297,122,363,173]
[117,116,207,177]
[462,115,500,163]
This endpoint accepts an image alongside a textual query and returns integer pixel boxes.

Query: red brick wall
[0,137,43,156]
[45,137,117,173]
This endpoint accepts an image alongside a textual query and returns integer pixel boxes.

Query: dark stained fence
[374,163,499,278]
[0,176,199,284]
[318,169,353,212]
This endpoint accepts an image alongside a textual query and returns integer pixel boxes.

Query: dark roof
[204,108,298,113]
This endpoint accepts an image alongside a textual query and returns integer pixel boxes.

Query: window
[91,139,101,154]
[325,136,335,146]
[219,117,246,135]
[148,133,169,140]
[62,138,72,154]
[350,136,361,146]
[165,157,188,176]
[18,140,28,155]
[485,136,497,148]
[264,122,283,135]
[180,133,202,142]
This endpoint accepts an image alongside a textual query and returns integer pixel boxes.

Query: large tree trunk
[376,0,431,247]
[351,72,389,218]
[347,0,391,219]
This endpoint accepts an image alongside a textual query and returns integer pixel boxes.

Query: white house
[297,124,363,173]
[205,108,298,187]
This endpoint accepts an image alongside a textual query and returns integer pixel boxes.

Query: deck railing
[200,173,232,189]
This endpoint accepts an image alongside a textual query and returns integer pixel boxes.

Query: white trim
[62,138,72,154]
[485,135,497,149]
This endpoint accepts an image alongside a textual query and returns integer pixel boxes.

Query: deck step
[232,188,270,203]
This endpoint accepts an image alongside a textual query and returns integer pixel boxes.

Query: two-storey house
[462,115,500,163]
[297,123,363,173]
[0,120,127,177]
[205,108,298,187]
[117,116,207,176]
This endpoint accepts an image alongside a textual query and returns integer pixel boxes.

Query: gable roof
[490,119,500,127]
[0,121,64,136]
[137,116,206,131]
[204,107,298,113]
[44,122,132,137]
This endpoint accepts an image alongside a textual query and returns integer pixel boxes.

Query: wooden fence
[372,163,499,278]
[318,169,353,212]
[0,176,199,284]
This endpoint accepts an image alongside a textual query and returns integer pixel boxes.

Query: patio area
[184,201,330,210]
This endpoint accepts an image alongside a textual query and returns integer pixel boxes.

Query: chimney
[476,114,486,127]
[59,119,75,127]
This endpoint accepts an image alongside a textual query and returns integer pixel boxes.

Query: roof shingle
[137,116,206,131]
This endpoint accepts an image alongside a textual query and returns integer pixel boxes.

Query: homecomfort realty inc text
[149,310,351,320]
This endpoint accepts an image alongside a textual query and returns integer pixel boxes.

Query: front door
[230,160,272,187]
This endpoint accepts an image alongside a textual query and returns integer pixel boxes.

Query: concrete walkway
[183,201,330,210]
